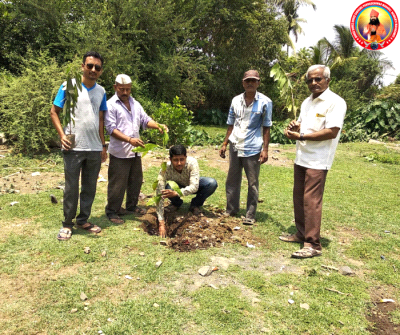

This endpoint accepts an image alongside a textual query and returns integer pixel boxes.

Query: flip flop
[119,207,147,216]
[291,247,322,259]
[57,227,72,241]
[78,222,102,233]
[242,218,255,225]
[109,216,124,225]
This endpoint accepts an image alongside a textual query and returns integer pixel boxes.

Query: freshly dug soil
[140,207,261,252]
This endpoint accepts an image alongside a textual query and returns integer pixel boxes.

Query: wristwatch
[300,133,304,141]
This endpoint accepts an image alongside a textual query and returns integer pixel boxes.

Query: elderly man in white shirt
[281,65,347,259]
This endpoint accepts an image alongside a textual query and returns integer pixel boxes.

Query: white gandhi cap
[115,74,132,84]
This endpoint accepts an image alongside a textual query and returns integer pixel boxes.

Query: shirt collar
[114,92,133,104]
[310,88,331,102]
[241,91,259,103]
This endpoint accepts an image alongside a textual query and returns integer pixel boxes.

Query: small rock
[155,260,162,268]
[380,255,385,260]
[83,247,90,254]
[261,328,269,333]
[233,226,241,230]
[339,266,355,276]
[31,172,41,176]
[300,303,310,310]
[198,266,213,277]
[153,303,159,308]
[139,252,145,256]
[50,194,58,204]
[252,297,261,304]
[101,251,107,257]
[107,318,114,322]
[83,307,89,311]
[209,284,218,290]
[288,299,294,304]
[80,292,88,301]
[125,275,133,280]
[246,242,255,248]
[10,201,19,206]
[159,240,168,246]
[70,308,78,313]
[84,302,90,306]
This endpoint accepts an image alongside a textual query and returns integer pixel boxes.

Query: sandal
[109,216,124,225]
[291,247,322,259]
[57,227,72,241]
[119,207,147,216]
[78,222,102,233]
[279,234,303,243]
[242,218,255,225]
[164,204,179,213]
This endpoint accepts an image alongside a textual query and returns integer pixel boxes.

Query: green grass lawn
[0,140,399,334]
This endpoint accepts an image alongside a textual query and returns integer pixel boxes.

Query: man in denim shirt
[219,70,272,225]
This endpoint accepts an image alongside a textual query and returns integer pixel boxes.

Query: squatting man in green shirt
[156,145,218,238]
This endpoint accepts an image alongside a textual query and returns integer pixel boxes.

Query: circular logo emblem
[350,1,398,50]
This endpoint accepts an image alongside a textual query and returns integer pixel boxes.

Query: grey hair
[305,65,330,79]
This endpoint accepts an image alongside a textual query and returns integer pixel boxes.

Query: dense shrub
[341,100,400,142]
[142,96,193,146]
[0,52,65,153]
[194,109,226,126]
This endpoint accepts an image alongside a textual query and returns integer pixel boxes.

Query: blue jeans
[166,177,218,208]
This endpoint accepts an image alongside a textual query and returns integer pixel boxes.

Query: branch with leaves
[270,62,299,119]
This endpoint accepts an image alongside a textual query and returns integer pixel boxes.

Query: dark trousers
[63,151,101,228]
[105,154,142,218]
[225,145,260,220]
[167,177,218,208]
[293,164,328,251]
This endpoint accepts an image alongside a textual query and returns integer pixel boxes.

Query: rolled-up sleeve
[263,101,273,127]
[105,101,117,135]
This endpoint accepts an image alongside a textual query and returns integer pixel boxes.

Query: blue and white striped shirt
[227,91,272,157]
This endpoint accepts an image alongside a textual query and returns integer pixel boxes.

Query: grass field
[0,140,399,334]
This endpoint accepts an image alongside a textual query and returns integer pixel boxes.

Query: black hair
[83,51,104,67]
[169,144,186,158]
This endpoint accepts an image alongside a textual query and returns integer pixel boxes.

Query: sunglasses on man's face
[85,63,102,71]
[306,77,324,84]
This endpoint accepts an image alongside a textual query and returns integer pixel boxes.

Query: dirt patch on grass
[140,207,261,251]
[0,144,293,196]
[367,286,400,335]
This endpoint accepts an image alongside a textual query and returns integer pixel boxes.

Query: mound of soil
[140,207,261,252]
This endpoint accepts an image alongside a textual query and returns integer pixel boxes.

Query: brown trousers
[293,164,328,251]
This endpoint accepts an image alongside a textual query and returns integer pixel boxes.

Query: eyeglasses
[85,63,102,71]
[306,77,325,84]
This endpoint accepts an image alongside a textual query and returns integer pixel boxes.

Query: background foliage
[0,0,399,152]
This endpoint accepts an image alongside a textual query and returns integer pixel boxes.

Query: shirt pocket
[311,111,327,131]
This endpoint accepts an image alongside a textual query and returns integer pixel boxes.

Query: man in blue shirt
[50,51,107,240]
[219,70,272,225]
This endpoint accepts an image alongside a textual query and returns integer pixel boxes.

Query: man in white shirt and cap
[104,74,167,224]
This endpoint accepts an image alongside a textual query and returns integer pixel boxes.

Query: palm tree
[274,0,316,54]
[320,25,359,70]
